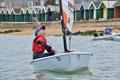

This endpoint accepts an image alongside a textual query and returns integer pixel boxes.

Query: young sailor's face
[38,30,46,36]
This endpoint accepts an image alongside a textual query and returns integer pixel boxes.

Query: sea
[0,35,120,80]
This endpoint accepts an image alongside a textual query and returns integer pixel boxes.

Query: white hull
[31,52,92,72]
[112,35,120,42]
[93,33,120,41]
[93,35,112,40]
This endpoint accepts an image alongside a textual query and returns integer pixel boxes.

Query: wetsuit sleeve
[37,41,52,52]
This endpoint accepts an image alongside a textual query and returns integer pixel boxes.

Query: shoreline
[0,26,120,36]
[0,21,120,36]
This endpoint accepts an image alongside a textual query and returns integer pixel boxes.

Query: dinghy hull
[112,35,120,42]
[31,52,92,72]
[93,33,120,41]
[93,35,112,40]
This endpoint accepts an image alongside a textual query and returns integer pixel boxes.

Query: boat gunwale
[31,52,92,63]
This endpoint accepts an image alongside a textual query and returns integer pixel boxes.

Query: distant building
[114,1,120,18]
[98,1,117,19]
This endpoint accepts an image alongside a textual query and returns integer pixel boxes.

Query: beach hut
[27,8,33,22]
[5,9,11,22]
[89,2,95,19]
[53,11,60,21]
[41,7,46,21]
[2,8,8,22]
[46,7,52,21]
[98,1,116,20]
[51,6,60,21]
[24,8,33,22]
[33,7,41,21]
[93,1,101,20]
[46,6,52,21]
[74,3,82,20]
[81,2,92,20]
[0,9,4,22]
[9,9,15,22]
[19,8,26,22]
[80,5,84,20]
[46,5,60,21]
[14,8,21,22]
[114,1,120,18]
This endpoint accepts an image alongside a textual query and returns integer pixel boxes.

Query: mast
[59,0,68,52]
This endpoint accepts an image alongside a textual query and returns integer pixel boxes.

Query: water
[0,35,120,80]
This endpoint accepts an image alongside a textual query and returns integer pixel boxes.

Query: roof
[33,6,46,13]
[6,8,12,14]
[74,2,82,10]
[27,8,33,14]
[81,1,93,10]
[40,6,46,13]
[10,9,16,14]
[14,8,21,14]
[46,5,59,12]
[19,8,26,14]
[33,7,41,14]
[99,1,117,8]
[93,1,101,9]
[114,1,120,7]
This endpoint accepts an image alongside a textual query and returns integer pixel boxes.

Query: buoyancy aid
[32,35,46,53]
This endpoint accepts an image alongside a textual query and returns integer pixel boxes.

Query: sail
[61,0,74,32]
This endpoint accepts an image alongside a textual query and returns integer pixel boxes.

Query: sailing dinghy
[93,33,120,41]
[31,0,92,72]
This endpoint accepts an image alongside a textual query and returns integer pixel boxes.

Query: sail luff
[61,0,74,32]
[59,0,68,52]
[59,0,74,52]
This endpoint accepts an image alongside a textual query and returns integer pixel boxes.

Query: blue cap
[40,25,46,30]
[34,25,46,36]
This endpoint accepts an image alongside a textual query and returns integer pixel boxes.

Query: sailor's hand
[49,49,56,55]
[65,49,73,52]
[52,49,56,53]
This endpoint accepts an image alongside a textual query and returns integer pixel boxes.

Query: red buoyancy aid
[32,35,47,53]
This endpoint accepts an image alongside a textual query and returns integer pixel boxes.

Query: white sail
[62,0,74,32]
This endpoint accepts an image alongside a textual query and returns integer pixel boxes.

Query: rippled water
[0,35,120,80]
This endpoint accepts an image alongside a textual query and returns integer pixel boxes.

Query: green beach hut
[19,8,26,22]
[81,2,92,20]
[98,1,116,20]
[5,9,10,22]
[22,8,33,22]
[74,3,82,20]
[9,9,15,22]
[46,7,52,21]
[24,9,31,22]
[89,2,95,19]
[14,8,21,22]
[93,1,101,20]
[0,9,5,22]
[38,9,42,21]
[46,6,60,21]
[80,5,84,20]
[41,7,46,21]
[1,8,7,22]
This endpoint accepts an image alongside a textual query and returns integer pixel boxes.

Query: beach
[0,20,120,36]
